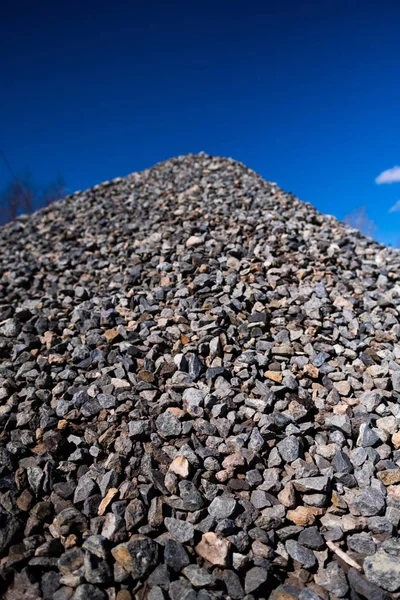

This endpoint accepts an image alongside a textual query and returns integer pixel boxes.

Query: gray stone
[299,589,324,600]
[221,569,245,599]
[125,498,146,530]
[156,411,182,438]
[392,372,400,393]
[208,496,237,519]
[277,436,301,463]
[349,488,386,516]
[73,585,106,600]
[364,550,400,592]
[249,428,265,452]
[183,388,204,417]
[325,415,352,436]
[169,579,197,600]
[244,566,269,594]
[164,517,194,543]
[164,538,190,571]
[0,318,21,337]
[83,552,112,584]
[179,480,204,511]
[182,564,215,587]
[82,535,108,559]
[111,535,159,578]
[80,398,101,417]
[332,451,353,473]
[347,532,376,555]
[347,567,387,600]
[148,587,167,600]
[285,539,317,569]
[293,476,329,493]
[128,420,151,437]
[147,563,170,589]
[298,527,325,550]
[315,562,349,597]
[250,490,272,509]
[368,516,393,535]
[357,423,380,448]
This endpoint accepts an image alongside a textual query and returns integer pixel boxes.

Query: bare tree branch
[344,206,376,238]
[1,174,67,224]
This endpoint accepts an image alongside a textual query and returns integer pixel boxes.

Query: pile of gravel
[1,153,400,600]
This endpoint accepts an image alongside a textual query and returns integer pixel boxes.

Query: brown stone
[270,586,301,600]
[387,485,400,500]
[333,381,351,396]
[378,470,400,486]
[331,490,347,509]
[180,333,191,345]
[264,370,283,383]
[104,328,120,343]
[116,592,132,600]
[186,235,202,248]
[111,535,159,577]
[195,532,230,566]
[303,364,319,379]
[222,452,245,469]
[137,369,154,383]
[169,456,190,478]
[277,484,296,508]
[168,407,184,418]
[16,489,34,512]
[98,488,118,516]
[287,506,323,526]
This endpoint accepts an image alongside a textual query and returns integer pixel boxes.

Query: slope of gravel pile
[1,153,400,600]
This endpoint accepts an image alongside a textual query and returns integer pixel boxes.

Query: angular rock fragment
[111,535,159,578]
[195,532,230,566]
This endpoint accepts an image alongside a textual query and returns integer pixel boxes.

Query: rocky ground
[0,153,400,600]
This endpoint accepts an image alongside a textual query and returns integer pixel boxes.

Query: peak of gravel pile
[1,153,400,600]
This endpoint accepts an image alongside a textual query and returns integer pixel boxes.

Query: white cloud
[376,166,400,184]
[389,199,400,213]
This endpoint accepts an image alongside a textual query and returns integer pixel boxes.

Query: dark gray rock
[285,539,317,569]
[164,538,190,571]
[182,564,215,587]
[315,561,349,597]
[349,488,386,516]
[222,569,245,599]
[244,566,269,593]
[169,579,197,600]
[347,567,388,600]
[73,475,97,503]
[298,527,325,550]
[41,571,61,600]
[357,424,380,448]
[178,480,204,511]
[277,436,301,463]
[111,535,159,578]
[73,584,106,600]
[156,411,182,438]
[347,532,376,556]
[332,451,353,473]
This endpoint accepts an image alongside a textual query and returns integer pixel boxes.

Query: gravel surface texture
[1,153,400,599]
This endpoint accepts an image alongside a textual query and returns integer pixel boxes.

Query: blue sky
[1,0,400,244]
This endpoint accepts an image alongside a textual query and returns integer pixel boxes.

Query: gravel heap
[1,153,400,600]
